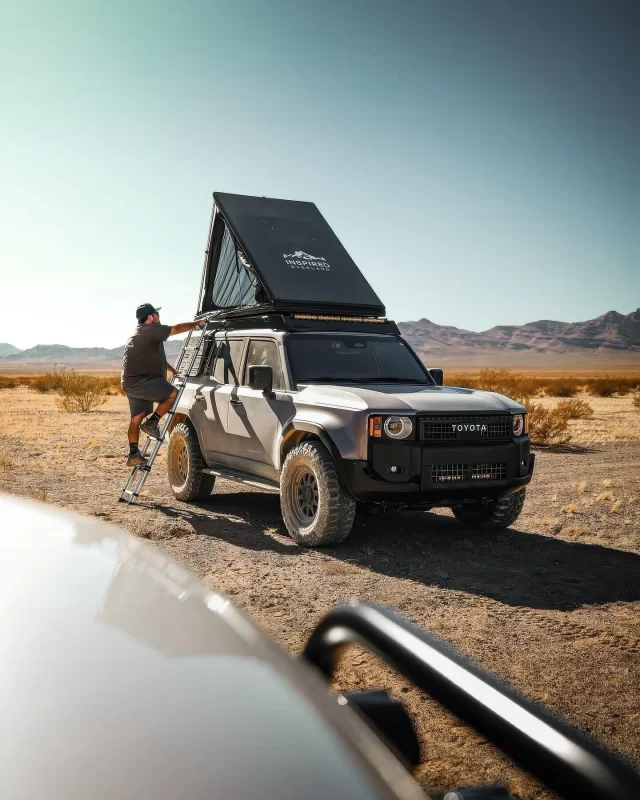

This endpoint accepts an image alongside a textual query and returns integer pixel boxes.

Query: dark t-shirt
[121,323,172,390]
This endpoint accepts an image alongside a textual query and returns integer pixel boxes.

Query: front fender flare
[282,421,352,497]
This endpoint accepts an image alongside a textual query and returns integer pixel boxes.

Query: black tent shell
[197,193,386,318]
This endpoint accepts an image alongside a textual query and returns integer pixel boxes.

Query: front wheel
[280,441,356,547]
[167,422,216,501]
[452,488,526,531]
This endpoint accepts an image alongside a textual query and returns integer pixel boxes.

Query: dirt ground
[1,387,639,799]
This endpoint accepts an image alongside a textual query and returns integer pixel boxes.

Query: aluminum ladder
[118,323,210,505]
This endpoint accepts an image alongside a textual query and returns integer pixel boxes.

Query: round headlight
[513,414,524,436]
[384,416,413,439]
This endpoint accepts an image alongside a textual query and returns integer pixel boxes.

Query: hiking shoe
[140,417,161,439]
[126,451,146,467]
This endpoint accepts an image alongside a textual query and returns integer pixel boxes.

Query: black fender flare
[281,421,352,496]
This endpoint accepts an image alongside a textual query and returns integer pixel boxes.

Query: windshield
[286,334,433,384]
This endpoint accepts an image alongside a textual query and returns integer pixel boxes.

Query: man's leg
[140,388,178,439]
[154,388,178,419]
[128,412,146,446]
[125,395,153,466]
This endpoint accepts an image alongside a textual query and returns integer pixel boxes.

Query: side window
[245,340,284,390]
[213,339,245,385]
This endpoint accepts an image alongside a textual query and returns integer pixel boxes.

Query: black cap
[136,303,162,322]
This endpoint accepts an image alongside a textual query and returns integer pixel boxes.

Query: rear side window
[245,340,284,390]
[213,339,245,385]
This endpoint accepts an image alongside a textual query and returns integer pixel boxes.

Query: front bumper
[341,439,535,505]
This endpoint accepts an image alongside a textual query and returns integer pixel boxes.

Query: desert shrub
[522,400,571,446]
[632,392,640,412]
[55,371,109,412]
[544,379,579,397]
[445,373,480,389]
[100,375,124,395]
[585,376,639,397]
[474,369,532,403]
[30,368,69,393]
[0,375,19,390]
[555,398,594,420]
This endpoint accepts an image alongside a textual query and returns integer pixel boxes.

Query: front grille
[432,462,507,484]
[420,415,512,442]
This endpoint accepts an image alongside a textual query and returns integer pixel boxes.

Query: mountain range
[1,309,638,369]
[398,308,640,366]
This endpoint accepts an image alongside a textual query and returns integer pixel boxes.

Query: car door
[197,337,247,466]
[225,338,295,480]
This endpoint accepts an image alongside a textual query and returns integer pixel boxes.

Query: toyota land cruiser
[167,193,535,546]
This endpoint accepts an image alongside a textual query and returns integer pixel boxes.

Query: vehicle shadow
[333,510,640,611]
[151,494,297,556]
[158,489,640,611]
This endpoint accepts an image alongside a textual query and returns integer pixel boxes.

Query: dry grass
[446,370,640,400]
[555,398,594,420]
[521,400,571,446]
[55,371,109,412]
[633,393,640,411]
[0,372,123,395]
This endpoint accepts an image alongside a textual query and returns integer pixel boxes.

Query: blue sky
[1,0,638,349]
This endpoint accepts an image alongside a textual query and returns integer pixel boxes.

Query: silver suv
[165,192,534,546]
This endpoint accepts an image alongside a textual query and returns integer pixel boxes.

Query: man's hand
[166,364,177,376]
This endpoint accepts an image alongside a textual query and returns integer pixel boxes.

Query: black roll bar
[302,603,640,800]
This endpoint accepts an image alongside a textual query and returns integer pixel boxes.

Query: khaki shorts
[123,376,174,417]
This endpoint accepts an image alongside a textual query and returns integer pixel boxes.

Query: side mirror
[429,368,443,386]
[248,365,273,394]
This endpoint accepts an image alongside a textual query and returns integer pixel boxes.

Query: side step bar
[202,467,280,493]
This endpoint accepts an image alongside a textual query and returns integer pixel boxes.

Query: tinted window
[286,335,431,384]
[213,340,245,385]
[245,340,284,390]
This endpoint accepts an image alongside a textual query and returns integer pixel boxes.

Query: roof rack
[195,311,400,336]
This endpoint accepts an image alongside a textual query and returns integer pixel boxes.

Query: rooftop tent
[197,192,385,318]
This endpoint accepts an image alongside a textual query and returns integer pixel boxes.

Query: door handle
[230,397,242,406]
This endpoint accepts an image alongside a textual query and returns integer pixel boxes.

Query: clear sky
[1,0,638,349]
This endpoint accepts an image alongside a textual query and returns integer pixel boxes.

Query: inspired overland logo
[283,251,331,271]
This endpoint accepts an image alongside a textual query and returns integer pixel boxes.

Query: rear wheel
[167,422,215,501]
[280,441,356,547]
[452,488,526,531]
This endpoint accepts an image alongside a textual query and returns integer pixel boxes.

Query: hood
[296,383,525,414]
[0,494,423,800]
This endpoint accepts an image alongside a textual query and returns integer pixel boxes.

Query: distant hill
[398,308,640,367]
[1,310,638,369]
[0,340,183,368]
[0,343,22,358]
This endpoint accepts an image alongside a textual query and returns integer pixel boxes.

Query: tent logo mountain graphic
[283,250,331,272]
[283,251,327,261]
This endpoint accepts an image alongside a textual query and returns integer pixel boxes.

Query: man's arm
[169,320,205,336]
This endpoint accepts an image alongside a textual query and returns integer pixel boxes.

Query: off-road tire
[280,441,356,547]
[167,422,215,501]
[452,488,526,531]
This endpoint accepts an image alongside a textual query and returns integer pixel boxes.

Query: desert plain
[1,375,639,799]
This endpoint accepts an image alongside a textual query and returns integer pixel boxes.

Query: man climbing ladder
[121,303,204,466]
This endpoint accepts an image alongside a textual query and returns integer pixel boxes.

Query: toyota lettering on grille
[452,424,488,433]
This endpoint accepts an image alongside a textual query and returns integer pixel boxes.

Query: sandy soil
[1,387,639,799]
